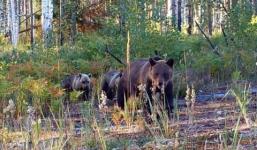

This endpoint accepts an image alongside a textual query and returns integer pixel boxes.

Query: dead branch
[105,45,126,66]
[195,21,220,56]
[5,25,41,37]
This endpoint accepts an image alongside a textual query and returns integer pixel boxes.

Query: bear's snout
[158,81,163,87]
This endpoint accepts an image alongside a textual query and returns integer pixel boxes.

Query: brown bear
[61,73,92,102]
[117,57,174,116]
[99,70,122,108]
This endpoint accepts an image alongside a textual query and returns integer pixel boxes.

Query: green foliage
[0,0,256,117]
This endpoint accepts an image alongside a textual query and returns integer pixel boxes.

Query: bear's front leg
[165,81,173,118]
[145,81,154,115]
[117,79,126,109]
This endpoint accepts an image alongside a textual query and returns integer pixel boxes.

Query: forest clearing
[0,0,257,149]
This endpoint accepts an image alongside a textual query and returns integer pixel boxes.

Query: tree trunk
[0,0,4,33]
[8,0,19,47]
[200,0,204,25]
[119,0,126,37]
[254,0,257,14]
[226,0,231,10]
[167,0,172,17]
[24,0,29,38]
[139,0,146,35]
[70,0,77,44]
[59,0,64,46]
[207,0,212,36]
[187,0,193,35]
[177,0,182,31]
[17,0,20,32]
[172,0,177,27]
[30,0,34,47]
[42,0,53,47]
[194,1,200,33]
[232,0,238,8]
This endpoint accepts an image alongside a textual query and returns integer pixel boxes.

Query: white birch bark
[0,0,3,32]
[41,0,53,47]
[167,0,172,17]
[7,0,19,47]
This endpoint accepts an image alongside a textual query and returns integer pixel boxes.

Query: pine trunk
[59,0,64,46]
[254,0,257,14]
[207,0,212,36]
[232,0,238,8]
[17,0,20,32]
[177,0,182,31]
[194,1,200,33]
[172,0,177,27]
[119,0,126,36]
[25,0,29,37]
[30,0,34,47]
[70,0,77,44]
[187,0,193,35]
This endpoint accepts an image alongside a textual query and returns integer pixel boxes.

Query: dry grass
[1,89,257,149]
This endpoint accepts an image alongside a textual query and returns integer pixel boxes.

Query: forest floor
[1,85,257,149]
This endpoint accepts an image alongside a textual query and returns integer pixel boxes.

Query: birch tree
[0,0,4,33]
[41,0,53,47]
[167,0,172,18]
[7,0,19,47]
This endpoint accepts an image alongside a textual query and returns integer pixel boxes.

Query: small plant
[185,84,196,124]
[229,70,252,127]
[92,118,107,150]
[229,83,252,127]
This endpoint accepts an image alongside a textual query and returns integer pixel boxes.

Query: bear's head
[73,73,92,91]
[109,71,122,89]
[148,58,174,91]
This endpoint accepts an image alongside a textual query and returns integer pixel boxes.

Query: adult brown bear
[117,57,174,116]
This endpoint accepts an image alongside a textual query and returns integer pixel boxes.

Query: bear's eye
[82,80,88,84]
[163,73,169,79]
[154,73,159,77]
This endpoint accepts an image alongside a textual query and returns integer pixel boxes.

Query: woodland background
[0,0,257,149]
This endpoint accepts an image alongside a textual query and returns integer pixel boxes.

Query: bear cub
[99,70,122,108]
[61,73,92,103]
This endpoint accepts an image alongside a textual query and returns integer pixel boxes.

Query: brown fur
[117,58,174,116]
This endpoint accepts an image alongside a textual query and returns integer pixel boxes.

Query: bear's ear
[166,58,174,68]
[119,73,123,78]
[78,73,82,79]
[149,58,157,66]
[88,73,92,78]
[118,70,123,77]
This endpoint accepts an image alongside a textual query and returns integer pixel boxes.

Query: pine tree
[177,0,182,31]
[207,0,212,35]
[172,0,177,27]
